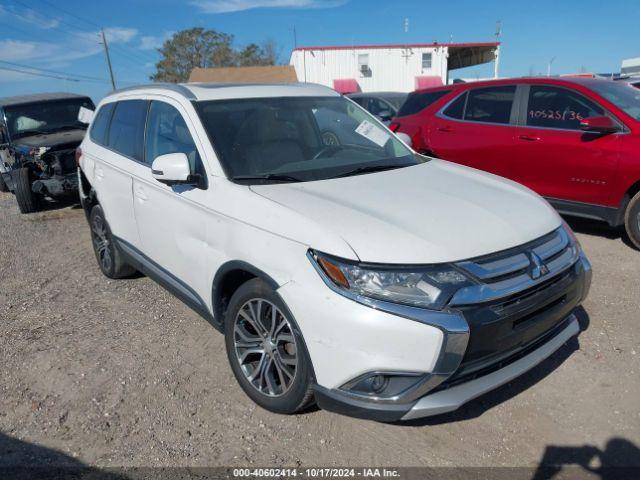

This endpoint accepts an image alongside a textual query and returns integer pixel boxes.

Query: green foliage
[151,28,278,82]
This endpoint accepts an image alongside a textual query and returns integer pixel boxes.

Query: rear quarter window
[397,90,450,117]
[442,92,467,119]
[89,102,115,146]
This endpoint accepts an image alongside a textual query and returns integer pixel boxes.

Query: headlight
[561,219,581,254]
[310,251,473,310]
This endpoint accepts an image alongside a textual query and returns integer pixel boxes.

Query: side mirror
[377,110,393,122]
[579,116,620,134]
[77,106,94,125]
[0,126,8,145]
[151,153,193,186]
[395,132,412,148]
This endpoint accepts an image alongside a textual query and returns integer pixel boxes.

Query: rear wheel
[224,278,314,414]
[89,205,136,278]
[12,168,41,213]
[0,172,8,192]
[624,191,640,250]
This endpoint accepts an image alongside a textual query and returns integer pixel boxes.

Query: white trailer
[289,42,499,93]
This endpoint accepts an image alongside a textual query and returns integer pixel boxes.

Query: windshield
[589,81,640,121]
[195,96,419,183]
[4,98,94,139]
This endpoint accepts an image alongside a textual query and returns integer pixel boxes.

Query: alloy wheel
[91,215,112,272]
[233,299,298,397]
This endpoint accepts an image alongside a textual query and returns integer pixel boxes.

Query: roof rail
[112,83,196,100]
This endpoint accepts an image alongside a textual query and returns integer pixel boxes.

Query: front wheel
[625,191,640,250]
[0,172,9,192]
[224,278,314,414]
[11,168,41,213]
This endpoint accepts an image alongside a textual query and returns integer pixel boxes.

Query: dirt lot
[0,191,639,472]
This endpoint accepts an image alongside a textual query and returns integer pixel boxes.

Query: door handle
[518,134,540,142]
[437,126,453,133]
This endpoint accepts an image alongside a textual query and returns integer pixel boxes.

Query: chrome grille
[450,227,579,306]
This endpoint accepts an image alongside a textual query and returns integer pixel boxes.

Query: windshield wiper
[232,174,303,183]
[329,164,406,179]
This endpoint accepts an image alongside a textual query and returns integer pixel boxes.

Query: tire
[624,191,640,250]
[11,168,41,213]
[89,205,136,279]
[0,172,8,192]
[224,278,315,414]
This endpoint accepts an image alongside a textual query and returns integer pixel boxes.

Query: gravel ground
[0,191,638,472]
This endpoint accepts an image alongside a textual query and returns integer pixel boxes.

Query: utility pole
[494,20,502,79]
[101,28,116,90]
[292,26,297,48]
[547,56,556,77]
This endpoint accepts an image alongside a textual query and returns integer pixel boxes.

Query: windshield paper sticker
[355,120,389,147]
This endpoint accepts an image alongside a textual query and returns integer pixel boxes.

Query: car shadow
[532,437,640,479]
[0,432,126,479]
[562,216,637,250]
[399,306,590,427]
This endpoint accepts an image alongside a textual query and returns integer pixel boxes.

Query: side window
[107,100,148,161]
[442,92,467,119]
[367,98,391,116]
[422,52,432,71]
[526,85,604,130]
[397,90,451,117]
[464,86,516,124]
[144,101,204,175]
[89,102,115,145]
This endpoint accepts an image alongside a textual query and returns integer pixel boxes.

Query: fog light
[341,372,423,399]
[371,375,388,393]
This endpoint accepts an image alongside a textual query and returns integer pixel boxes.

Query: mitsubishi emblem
[528,251,550,279]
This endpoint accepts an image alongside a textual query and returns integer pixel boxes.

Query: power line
[0,60,107,82]
[0,65,82,82]
[28,0,159,65]
[6,0,158,68]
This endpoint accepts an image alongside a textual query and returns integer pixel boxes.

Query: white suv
[78,83,592,421]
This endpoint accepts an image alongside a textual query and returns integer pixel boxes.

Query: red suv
[391,77,640,248]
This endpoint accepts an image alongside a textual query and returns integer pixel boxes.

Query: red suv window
[526,85,604,130]
[463,86,516,124]
[397,90,450,116]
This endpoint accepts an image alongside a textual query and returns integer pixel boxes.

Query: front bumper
[285,234,590,422]
[0,169,78,197]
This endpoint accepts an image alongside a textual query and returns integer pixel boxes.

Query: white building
[289,41,500,93]
[621,57,640,76]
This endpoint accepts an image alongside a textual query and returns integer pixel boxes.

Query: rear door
[86,100,148,248]
[428,85,519,179]
[512,84,621,205]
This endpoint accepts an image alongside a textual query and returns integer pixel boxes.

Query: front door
[512,84,621,206]
[131,99,212,303]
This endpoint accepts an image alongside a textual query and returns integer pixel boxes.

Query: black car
[346,92,408,123]
[0,92,94,213]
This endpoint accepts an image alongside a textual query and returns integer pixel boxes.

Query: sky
[0,0,637,101]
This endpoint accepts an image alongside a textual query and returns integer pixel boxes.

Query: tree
[151,28,278,83]
[151,28,235,83]
[237,40,278,67]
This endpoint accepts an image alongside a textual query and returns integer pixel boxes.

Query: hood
[250,160,561,264]
[13,129,86,149]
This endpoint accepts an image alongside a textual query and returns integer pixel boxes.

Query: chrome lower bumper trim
[401,314,580,420]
